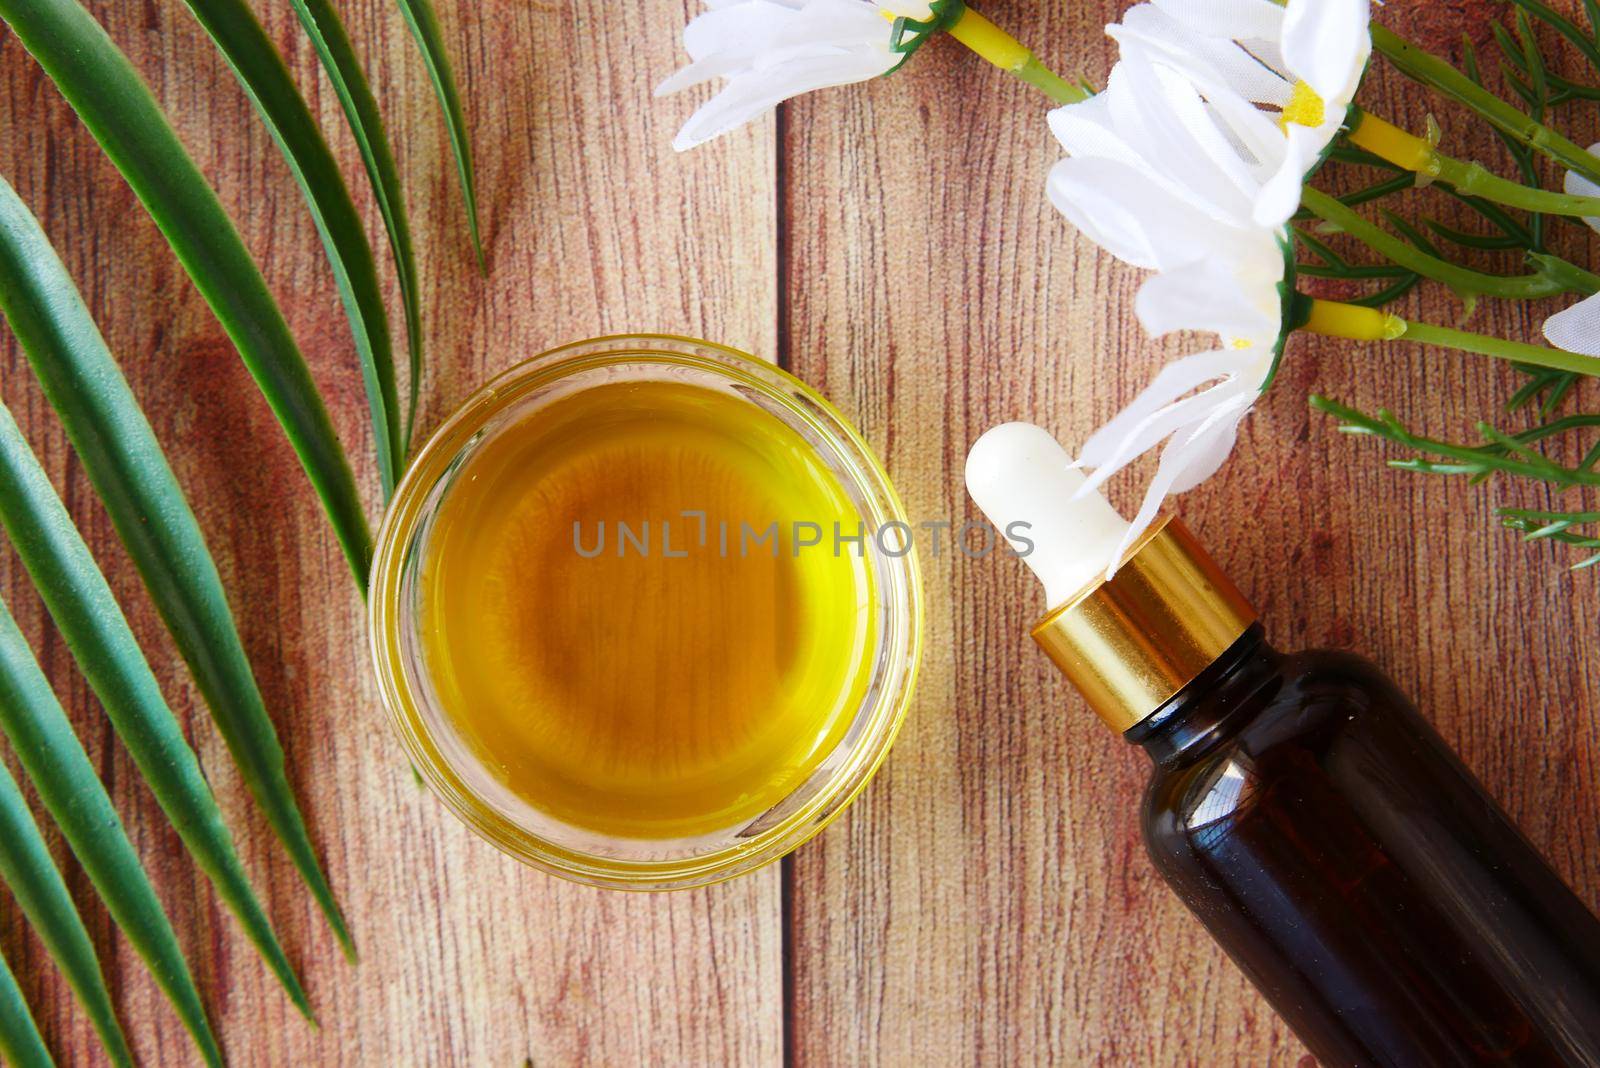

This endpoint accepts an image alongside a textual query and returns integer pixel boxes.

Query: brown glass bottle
[966,425,1600,1065]
[1130,625,1600,1067]
[1016,513,1600,1067]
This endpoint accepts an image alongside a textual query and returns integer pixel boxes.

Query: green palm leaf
[0,400,310,1019]
[0,948,52,1068]
[0,173,352,958]
[0,0,373,584]
[395,0,485,271]
[0,756,132,1067]
[0,595,223,1066]
[286,0,427,448]
[174,0,402,497]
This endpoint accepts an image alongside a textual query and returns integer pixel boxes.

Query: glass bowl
[368,335,923,889]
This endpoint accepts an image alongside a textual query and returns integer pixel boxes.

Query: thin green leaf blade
[0,595,222,1067]
[0,175,351,956]
[0,0,373,584]
[174,0,401,497]
[287,0,427,450]
[0,948,53,1068]
[394,0,485,271]
[0,400,310,1019]
[0,758,132,1067]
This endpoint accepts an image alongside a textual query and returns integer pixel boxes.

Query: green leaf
[0,0,373,584]
[0,400,311,1019]
[1373,25,1600,201]
[175,0,402,497]
[0,947,53,1068]
[1420,217,1525,251]
[0,174,352,957]
[394,0,485,272]
[0,595,222,1066]
[0,755,132,1067]
[286,0,426,449]
[1506,0,1600,79]
[1299,187,1568,300]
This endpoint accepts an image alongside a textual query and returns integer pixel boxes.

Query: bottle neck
[1030,518,1259,731]
[1124,624,1280,768]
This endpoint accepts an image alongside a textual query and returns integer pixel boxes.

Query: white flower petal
[1048,157,1239,270]
[1076,380,1242,496]
[1108,393,1253,575]
[1077,348,1249,466]
[671,47,895,149]
[1116,5,1289,107]
[1253,122,1328,227]
[1165,391,1252,492]
[661,0,895,149]
[1280,0,1371,103]
[1564,144,1600,234]
[1115,55,1262,221]
[1134,251,1282,341]
[876,0,933,17]
[1147,0,1284,43]
[658,1,795,94]
[1542,293,1600,357]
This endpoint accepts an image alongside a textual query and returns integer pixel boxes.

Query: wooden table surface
[0,0,1596,1063]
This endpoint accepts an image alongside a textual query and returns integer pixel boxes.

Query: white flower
[1073,227,1286,571]
[1543,144,1600,356]
[1127,0,1372,226]
[1542,293,1600,357]
[1042,0,1370,572]
[1047,0,1370,259]
[657,0,933,151]
[1046,55,1278,272]
[1045,34,1290,565]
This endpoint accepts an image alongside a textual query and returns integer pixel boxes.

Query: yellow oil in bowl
[420,380,877,839]
[370,336,921,888]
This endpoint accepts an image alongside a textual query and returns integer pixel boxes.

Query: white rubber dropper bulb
[964,422,1131,608]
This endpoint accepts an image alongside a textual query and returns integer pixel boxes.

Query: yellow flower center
[1279,80,1325,130]
[1229,337,1254,350]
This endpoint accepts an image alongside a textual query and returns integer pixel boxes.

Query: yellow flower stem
[947,6,1089,104]
[1300,298,1600,377]
[1345,109,1435,172]
[1300,298,1404,341]
[1347,106,1600,218]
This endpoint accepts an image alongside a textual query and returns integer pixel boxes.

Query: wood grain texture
[0,0,1594,1064]
[783,2,1600,1066]
[0,0,780,1063]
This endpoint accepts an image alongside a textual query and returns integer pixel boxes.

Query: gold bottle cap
[1031,516,1257,732]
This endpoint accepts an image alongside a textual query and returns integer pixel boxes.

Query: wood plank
[783,2,1600,1063]
[0,0,783,1063]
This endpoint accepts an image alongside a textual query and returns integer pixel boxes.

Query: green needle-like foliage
[175,0,403,497]
[0,175,351,956]
[1373,24,1600,193]
[0,400,311,1019]
[1300,187,1576,300]
[0,0,373,584]
[0,595,224,1067]
[1301,0,1600,571]
[286,0,427,449]
[0,949,52,1068]
[1312,396,1600,567]
[395,0,486,272]
[0,758,132,1067]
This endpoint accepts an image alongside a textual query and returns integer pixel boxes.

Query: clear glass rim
[368,335,924,890]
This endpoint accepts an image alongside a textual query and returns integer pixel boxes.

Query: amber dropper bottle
[967,423,1600,1067]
